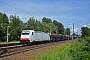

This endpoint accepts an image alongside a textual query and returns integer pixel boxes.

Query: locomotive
[20,30,50,45]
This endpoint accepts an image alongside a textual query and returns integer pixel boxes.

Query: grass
[30,37,90,60]
[30,41,72,60]
[0,41,20,44]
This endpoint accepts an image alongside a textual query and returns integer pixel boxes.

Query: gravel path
[0,40,70,60]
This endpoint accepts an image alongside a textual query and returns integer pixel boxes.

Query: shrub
[32,37,90,60]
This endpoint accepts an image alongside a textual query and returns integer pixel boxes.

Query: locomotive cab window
[32,32,33,35]
[22,33,29,35]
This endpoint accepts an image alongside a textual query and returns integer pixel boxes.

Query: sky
[0,0,90,34]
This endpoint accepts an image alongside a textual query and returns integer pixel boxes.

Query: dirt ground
[0,41,70,60]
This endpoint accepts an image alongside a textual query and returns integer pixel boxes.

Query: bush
[68,36,90,60]
[32,37,90,60]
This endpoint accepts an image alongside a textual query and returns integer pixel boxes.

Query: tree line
[0,12,70,42]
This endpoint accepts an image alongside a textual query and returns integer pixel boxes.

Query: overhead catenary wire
[0,0,46,20]
[0,0,34,17]
[21,0,46,20]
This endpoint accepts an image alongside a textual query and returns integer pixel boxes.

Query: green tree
[2,13,8,24]
[26,17,36,30]
[35,20,42,31]
[58,22,64,34]
[42,17,52,23]
[0,12,9,42]
[49,23,57,34]
[65,28,70,35]
[81,27,90,37]
[42,18,56,33]
[53,20,58,26]
[9,15,24,41]
[53,20,64,34]
[40,22,49,32]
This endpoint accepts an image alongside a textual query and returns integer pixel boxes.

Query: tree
[9,15,24,41]
[58,22,64,34]
[65,28,70,35]
[26,17,36,30]
[49,23,56,34]
[81,27,90,37]
[35,20,42,31]
[2,13,8,24]
[53,20,64,34]
[53,20,58,26]
[41,22,50,32]
[0,12,9,42]
[42,17,52,23]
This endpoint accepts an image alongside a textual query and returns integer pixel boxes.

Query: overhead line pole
[7,26,10,42]
[50,23,51,34]
[77,29,78,39]
[72,23,74,42]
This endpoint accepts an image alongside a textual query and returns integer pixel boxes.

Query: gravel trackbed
[1,40,70,60]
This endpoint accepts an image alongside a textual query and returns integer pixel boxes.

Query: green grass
[30,42,73,60]
[0,41,20,44]
[30,37,90,60]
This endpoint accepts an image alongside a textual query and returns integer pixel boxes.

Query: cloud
[83,25,87,27]
[82,24,90,28]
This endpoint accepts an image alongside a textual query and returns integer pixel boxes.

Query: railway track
[0,43,21,47]
[0,40,70,59]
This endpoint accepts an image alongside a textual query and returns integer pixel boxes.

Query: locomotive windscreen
[21,33,29,35]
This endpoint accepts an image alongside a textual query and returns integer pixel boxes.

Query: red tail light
[20,38,29,40]
[54,34,56,36]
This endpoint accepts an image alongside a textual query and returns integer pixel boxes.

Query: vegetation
[0,12,9,42]
[0,12,70,42]
[0,41,19,44]
[64,28,70,35]
[81,27,90,37]
[32,37,90,60]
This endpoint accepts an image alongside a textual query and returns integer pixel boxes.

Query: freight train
[20,30,75,45]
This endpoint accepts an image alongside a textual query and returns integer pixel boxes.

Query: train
[20,30,76,45]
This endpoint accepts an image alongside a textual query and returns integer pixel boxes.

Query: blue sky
[0,0,90,34]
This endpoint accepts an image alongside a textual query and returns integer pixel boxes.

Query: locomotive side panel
[34,32,50,42]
